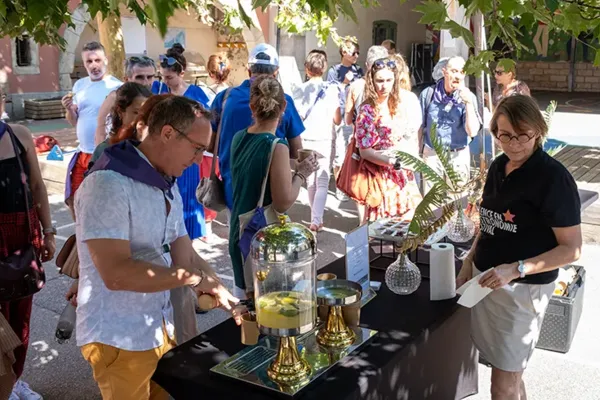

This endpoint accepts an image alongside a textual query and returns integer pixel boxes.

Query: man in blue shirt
[419,56,481,192]
[211,43,305,210]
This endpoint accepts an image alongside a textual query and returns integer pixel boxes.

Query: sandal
[309,224,324,232]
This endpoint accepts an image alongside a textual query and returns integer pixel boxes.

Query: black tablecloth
[153,259,479,399]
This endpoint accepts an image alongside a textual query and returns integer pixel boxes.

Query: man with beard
[94,56,156,146]
[61,41,122,215]
[419,56,481,192]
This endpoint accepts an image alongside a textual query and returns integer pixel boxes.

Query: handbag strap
[1,122,34,242]
[302,84,327,121]
[257,138,281,208]
[210,88,233,179]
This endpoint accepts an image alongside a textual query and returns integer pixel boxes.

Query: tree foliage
[408,0,600,73]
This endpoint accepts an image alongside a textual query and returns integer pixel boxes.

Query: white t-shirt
[74,149,187,351]
[292,80,338,145]
[72,76,122,154]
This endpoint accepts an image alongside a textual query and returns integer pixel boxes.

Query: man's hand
[65,279,78,307]
[61,94,76,112]
[193,275,241,325]
[458,87,473,105]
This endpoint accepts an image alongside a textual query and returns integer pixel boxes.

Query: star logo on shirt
[503,210,515,223]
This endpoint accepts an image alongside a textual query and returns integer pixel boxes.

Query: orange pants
[80,326,175,400]
[66,152,92,204]
[200,153,218,222]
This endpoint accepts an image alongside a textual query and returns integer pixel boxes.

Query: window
[16,36,32,67]
[372,20,397,46]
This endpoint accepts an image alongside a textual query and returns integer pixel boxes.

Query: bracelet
[294,172,307,182]
[191,270,205,288]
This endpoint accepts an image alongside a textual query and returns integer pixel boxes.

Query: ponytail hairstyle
[249,75,286,123]
[111,94,174,144]
[109,82,152,136]
[161,43,187,74]
[207,53,231,84]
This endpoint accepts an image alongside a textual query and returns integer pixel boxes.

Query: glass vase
[385,253,422,295]
[447,206,476,243]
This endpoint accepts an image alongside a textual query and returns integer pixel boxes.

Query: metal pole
[568,35,576,92]
[275,7,281,53]
[472,12,486,172]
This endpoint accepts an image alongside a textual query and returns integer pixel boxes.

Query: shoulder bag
[196,88,233,212]
[238,138,290,289]
[0,122,46,301]
[56,234,79,279]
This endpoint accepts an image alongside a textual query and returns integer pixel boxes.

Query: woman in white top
[292,50,342,231]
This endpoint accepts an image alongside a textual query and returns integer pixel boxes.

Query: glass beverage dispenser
[251,216,317,386]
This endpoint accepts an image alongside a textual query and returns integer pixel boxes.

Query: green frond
[543,100,557,131]
[406,182,449,236]
[546,144,566,158]
[394,150,450,191]
[399,203,455,253]
[428,125,463,190]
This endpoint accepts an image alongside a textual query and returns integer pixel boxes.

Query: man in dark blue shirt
[419,56,481,192]
[211,43,305,210]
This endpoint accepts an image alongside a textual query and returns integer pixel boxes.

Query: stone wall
[517,61,600,92]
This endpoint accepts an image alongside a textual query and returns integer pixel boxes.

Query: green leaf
[497,58,516,72]
[337,0,357,23]
[429,125,463,190]
[442,20,475,48]
[252,0,272,11]
[464,0,493,18]
[394,151,450,192]
[406,182,447,235]
[543,100,557,131]
[413,0,448,27]
[595,49,600,66]
[237,0,254,28]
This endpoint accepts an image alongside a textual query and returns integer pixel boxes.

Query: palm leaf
[428,124,463,190]
[543,100,557,131]
[546,144,566,158]
[399,203,455,253]
[394,151,450,192]
[406,182,449,236]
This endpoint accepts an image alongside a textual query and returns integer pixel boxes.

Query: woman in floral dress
[355,57,423,222]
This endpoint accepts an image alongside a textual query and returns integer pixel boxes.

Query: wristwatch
[517,260,526,278]
[43,226,57,235]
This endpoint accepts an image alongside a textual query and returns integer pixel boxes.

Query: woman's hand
[296,153,319,178]
[478,263,520,290]
[41,234,56,262]
[456,258,473,289]
[65,279,78,307]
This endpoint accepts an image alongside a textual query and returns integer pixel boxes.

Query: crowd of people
[0,35,582,400]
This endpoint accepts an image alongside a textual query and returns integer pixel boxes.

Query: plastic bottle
[55,303,76,344]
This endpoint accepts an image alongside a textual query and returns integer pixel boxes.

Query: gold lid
[250,216,317,264]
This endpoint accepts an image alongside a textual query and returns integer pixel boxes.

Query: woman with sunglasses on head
[492,63,530,108]
[353,57,422,223]
[456,95,581,400]
[152,43,212,241]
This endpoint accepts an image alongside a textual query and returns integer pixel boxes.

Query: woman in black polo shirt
[456,95,582,399]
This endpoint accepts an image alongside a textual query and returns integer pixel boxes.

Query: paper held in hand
[456,272,493,308]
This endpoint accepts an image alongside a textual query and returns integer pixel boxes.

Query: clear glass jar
[251,219,317,337]
[385,253,422,295]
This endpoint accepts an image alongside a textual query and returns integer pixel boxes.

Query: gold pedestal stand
[267,337,311,386]
[316,305,356,348]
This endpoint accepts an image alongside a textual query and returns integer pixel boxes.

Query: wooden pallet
[24,99,66,120]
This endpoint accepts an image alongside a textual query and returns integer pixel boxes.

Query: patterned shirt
[74,148,188,351]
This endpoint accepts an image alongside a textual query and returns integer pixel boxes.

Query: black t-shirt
[473,148,581,284]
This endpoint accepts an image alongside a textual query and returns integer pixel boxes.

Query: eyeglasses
[159,55,183,68]
[352,51,360,56]
[373,59,397,70]
[494,132,534,144]
[171,126,205,156]
[494,70,506,76]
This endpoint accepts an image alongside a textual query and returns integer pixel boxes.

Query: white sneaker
[14,380,43,400]
[336,189,349,202]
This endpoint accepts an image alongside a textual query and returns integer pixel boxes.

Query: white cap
[248,43,279,67]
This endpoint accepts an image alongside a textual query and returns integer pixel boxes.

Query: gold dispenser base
[317,305,356,348]
[267,337,311,386]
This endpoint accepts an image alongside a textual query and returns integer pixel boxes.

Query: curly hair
[361,57,402,117]
[250,75,286,122]
[391,54,412,91]
[111,94,172,144]
[109,82,152,138]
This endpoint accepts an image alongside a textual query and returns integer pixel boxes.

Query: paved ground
[13,90,600,399]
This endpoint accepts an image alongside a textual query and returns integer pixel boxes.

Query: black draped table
[153,258,479,400]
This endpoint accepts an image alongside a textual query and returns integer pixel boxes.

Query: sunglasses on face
[373,59,397,70]
[494,70,506,76]
[159,55,182,68]
[494,132,534,144]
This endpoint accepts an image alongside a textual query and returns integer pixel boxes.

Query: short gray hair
[125,56,156,77]
[147,96,210,137]
[366,46,390,70]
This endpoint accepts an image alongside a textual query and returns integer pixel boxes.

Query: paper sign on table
[456,273,493,308]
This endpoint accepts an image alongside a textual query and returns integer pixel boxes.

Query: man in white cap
[210,43,305,212]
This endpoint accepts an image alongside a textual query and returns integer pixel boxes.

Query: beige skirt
[471,265,554,372]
